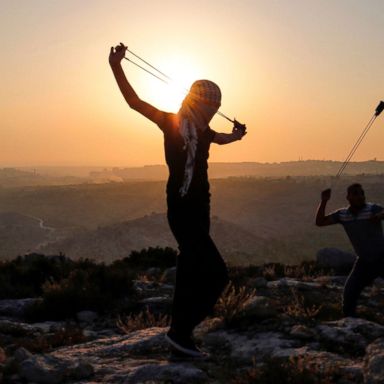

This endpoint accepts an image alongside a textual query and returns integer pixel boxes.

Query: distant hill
[38,213,268,265]
[89,160,384,181]
[0,168,88,188]
[5,160,384,187]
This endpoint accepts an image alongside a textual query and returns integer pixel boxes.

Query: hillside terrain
[1,172,384,264]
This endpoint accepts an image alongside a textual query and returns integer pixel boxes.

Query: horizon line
[1,158,382,168]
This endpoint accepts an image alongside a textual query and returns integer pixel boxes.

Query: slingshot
[335,101,384,178]
[123,46,247,133]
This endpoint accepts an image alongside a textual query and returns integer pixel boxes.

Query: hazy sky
[1,0,383,167]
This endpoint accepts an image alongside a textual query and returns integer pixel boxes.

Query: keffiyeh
[177,80,221,197]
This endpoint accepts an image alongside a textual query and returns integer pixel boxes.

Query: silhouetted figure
[316,183,384,317]
[109,43,246,358]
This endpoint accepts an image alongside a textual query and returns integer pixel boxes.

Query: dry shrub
[262,265,277,280]
[117,307,170,333]
[285,288,322,323]
[283,263,329,281]
[214,281,257,325]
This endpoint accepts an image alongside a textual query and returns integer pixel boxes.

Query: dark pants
[167,196,230,337]
[343,257,384,317]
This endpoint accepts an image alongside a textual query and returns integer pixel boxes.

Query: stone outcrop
[2,271,384,383]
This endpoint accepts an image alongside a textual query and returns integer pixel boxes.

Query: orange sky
[1,0,383,167]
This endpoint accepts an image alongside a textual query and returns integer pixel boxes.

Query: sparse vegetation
[0,253,74,299]
[116,307,170,333]
[117,246,177,270]
[214,282,257,326]
[3,323,87,355]
[285,288,322,323]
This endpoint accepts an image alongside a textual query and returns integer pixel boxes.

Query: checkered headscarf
[177,80,221,197]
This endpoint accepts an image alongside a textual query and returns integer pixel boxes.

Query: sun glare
[137,54,202,112]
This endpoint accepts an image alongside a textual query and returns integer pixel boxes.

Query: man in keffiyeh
[178,80,222,197]
[110,43,247,359]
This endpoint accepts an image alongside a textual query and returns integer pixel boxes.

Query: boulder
[14,347,33,363]
[249,277,268,289]
[0,298,43,319]
[203,330,298,364]
[316,317,384,355]
[76,310,98,323]
[316,248,356,273]
[123,362,209,384]
[364,338,384,384]
[19,355,93,384]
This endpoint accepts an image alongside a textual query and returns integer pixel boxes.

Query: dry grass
[262,265,277,280]
[214,281,257,325]
[117,307,170,333]
[285,288,322,322]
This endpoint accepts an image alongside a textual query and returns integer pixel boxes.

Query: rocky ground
[1,261,384,383]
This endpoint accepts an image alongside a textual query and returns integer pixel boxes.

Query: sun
[130,53,203,112]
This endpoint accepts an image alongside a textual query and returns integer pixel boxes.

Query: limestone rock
[364,338,384,384]
[267,278,322,291]
[123,362,209,384]
[203,330,298,364]
[19,355,93,384]
[316,317,384,354]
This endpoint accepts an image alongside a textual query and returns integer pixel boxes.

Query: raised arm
[315,188,337,226]
[109,43,163,125]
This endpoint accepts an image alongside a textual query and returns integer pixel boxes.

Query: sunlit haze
[1,0,384,167]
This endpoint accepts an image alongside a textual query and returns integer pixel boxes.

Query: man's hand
[316,188,335,226]
[109,42,127,66]
[232,120,247,140]
[232,128,247,141]
[321,188,331,202]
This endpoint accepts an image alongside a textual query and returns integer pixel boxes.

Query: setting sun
[125,51,205,112]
